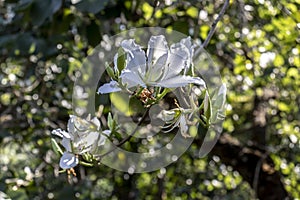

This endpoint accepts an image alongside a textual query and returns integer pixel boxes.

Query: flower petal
[147,35,169,67]
[146,53,168,84]
[52,129,69,138]
[121,39,146,75]
[67,115,75,135]
[156,75,206,88]
[61,137,72,152]
[98,130,111,146]
[76,131,99,154]
[179,114,189,138]
[180,37,193,57]
[179,37,194,74]
[90,117,101,131]
[162,42,190,80]
[157,110,176,122]
[145,36,169,83]
[59,152,78,169]
[113,53,119,72]
[120,69,146,88]
[97,80,122,94]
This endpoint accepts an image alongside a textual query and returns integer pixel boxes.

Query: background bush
[0,0,299,199]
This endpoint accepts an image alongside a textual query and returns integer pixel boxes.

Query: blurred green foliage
[0,0,299,199]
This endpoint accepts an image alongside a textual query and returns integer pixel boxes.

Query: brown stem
[99,108,150,158]
[195,0,230,55]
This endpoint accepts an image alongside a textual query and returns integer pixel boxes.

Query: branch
[98,108,150,158]
[195,0,230,54]
[253,152,269,196]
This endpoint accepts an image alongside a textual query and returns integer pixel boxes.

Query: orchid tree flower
[158,108,193,138]
[52,115,110,169]
[157,82,226,137]
[157,91,201,138]
[98,35,206,94]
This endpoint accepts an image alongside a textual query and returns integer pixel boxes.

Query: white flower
[158,108,192,138]
[98,35,206,94]
[52,115,110,169]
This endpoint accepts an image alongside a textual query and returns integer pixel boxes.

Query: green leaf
[213,84,226,109]
[129,96,145,116]
[51,138,63,155]
[31,0,62,26]
[107,112,115,131]
[105,62,116,79]
[204,91,212,123]
[7,188,28,200]
[75,0,109,14]
[117,48,126,72]
[110,92,131,116]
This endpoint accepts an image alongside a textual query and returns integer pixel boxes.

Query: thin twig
[253,153,268,196]
[98,108,150,158]
[195,0,230,55]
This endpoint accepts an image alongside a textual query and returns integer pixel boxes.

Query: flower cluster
[98,35,206,94]
[51,35,226,172]
[51,115,110,169]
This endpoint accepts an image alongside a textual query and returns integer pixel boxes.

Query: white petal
[146,53,168,83]
[52,129,69,138]
[145,36,169,82]
[98,80,122,94]
[180,37,193,56]
[157,110,176,122]
[120,69,146,88]
[179,115,189,137]
[147,35,169,67]
[77,131,99,153]
[73,115,90,132]
[61,137,72,152]
[113,53,119,72]
[90,117,101,131]
[126,60,147,78]
[103,129,111,136]
[59,152,78,169]
[179,37,194,74]
[156,75,206,88]
[121,39,146,74]
[163,43,190,79]
[67,115,75,134]
[98,130,110,146]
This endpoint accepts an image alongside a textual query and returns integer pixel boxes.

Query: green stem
[198,117,208,129]
[156,88,170,101]
[79,161,94,167]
